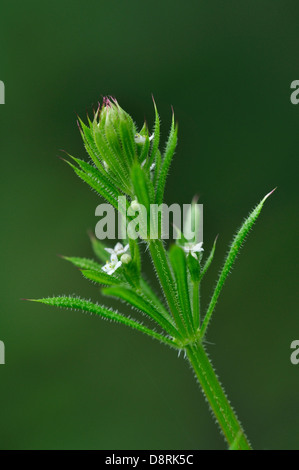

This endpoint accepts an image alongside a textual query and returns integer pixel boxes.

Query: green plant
[30,97,274,450]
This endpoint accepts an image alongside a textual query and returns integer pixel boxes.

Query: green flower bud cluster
[78,97,156,199]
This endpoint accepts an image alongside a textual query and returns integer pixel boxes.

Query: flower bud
[97,97,136,169]
[120,254,132,265]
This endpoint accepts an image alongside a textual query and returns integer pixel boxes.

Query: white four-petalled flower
[105,242,129,256]
[182,242,204,259]
[101,253,122,275]
[101,243,130,275]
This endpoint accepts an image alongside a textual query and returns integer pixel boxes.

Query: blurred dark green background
[0,0,298,450]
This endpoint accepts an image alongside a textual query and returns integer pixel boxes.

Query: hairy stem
[192,281,200,331]
[186,342,251,450]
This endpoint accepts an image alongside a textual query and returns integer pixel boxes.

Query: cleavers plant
[30,97,274,450]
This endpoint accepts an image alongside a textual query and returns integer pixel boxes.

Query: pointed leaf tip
[262,187,277,203]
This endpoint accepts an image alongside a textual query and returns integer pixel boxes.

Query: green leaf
[81,269,122,286]
[140,278,173,324]
[78,117,106,172]
[200,190,276,338]
[155,113,178,204]
[89,233,110,262]
[65,160,120,209]
[63,256,103,271]
[169,245,194,335]
[30,296,177,348]
[139,135,150,165]
[118,111,136,165]
[148,99,160,168]
[67,155,122,200]
[148,239,188,338]
[153,149,161,187]
[102,286,182,341]
[199,236,218,282]
[131,163,155,211]
[130,165,155,240]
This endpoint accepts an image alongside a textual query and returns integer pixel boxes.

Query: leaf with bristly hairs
[169,245,194,336]
[148,99,160,169]
[65,160,120,209]
[200,189,276,338]
[67,155,123,199]
[102,286,182,341]
[29,296,177,348]
[118,110,137,165]
[131,163,155,210]
[63,256,103,271]
[78,117,106,172]
[155,113,178,204]
[81,269,122,286]
[199,236,218,282]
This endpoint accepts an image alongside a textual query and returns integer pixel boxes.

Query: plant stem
[192,281,200,330]
[185,341,252,450]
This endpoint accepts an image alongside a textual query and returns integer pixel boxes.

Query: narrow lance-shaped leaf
[169,245,194,336]
[131,163,155,211]
[200,189,276,338]
[102,287,182,339]
[199,235,218,282]
[78,117,106,173]
[148,98,160,169]
[102,286,183,342]
[155,113,178,204]
[153,149,162,188]
[81,269,122,286]
[63,256,103,271]
[65,160,120,210]
[118,110,137,165]
[67,155,123,200]
[29,297,177,348]
[140,278,172,323]
[148,240,188,338]
[139,135,150,164]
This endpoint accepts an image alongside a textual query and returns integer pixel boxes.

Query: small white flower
[104,242,129,256]
[182,242,204,259]
[134,133,154,144]
[101,253,122,275]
